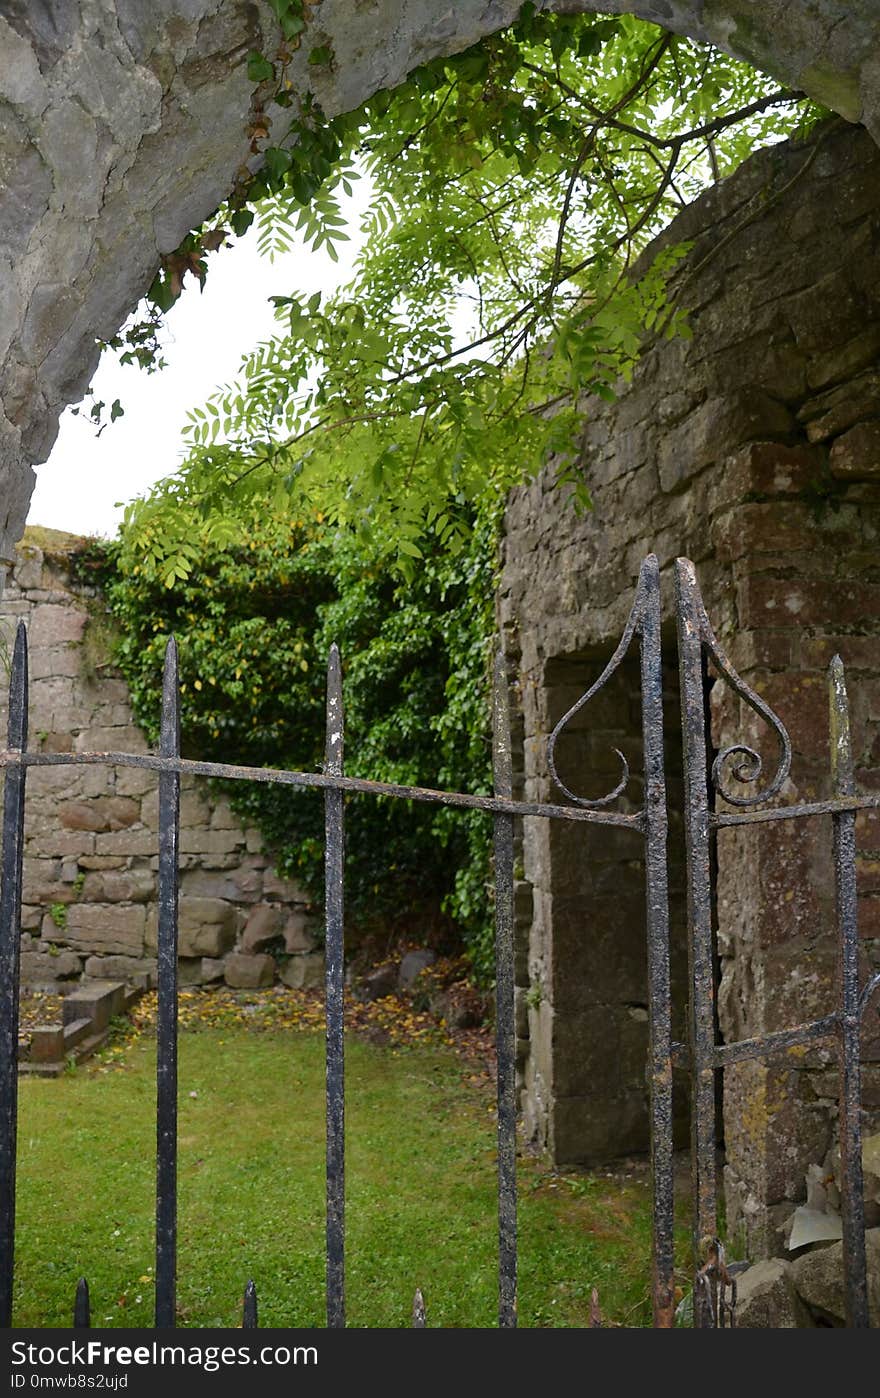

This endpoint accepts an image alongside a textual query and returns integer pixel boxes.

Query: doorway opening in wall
[519,639,697,1171]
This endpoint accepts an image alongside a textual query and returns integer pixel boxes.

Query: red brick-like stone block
[65,904,145,956]
[224,952,275,989]
[800,368,880,441]
[711,503,822,564]
[177,897,236,958]
[658,392,795,494]
[749,672,829,760]
[710,442,827,511]
[28,605,86,648]
[60,797,140,832]
[801,636,880,671]
[737,575,880,631]
[716,820,832,956]
[725,1060,833,1208]
[241,904,284,953]
[730,630,797,673]
[830,419,880,480]
[856,896,880,939]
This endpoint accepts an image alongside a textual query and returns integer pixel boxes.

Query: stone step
[27,1017,92,1064]
[62,980,126,1033]
[19,1027,110,1078]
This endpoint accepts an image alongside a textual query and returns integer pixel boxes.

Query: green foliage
[115,8,817,580]
[98,505,499,974]
[48,904,67,931]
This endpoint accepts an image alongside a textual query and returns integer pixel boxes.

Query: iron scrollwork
[546,555,657,807]
[677,559,791,807]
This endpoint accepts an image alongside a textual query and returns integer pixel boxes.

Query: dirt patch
[101,982,497,1080]
[17,991,64,1052]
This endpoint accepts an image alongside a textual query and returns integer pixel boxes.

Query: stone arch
[2,1,880,562]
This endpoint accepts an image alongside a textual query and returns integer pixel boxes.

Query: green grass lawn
[14,1027,686,1328]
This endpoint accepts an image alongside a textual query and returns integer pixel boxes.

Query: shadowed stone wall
[501,119,880,1257]
[0,530,323,995]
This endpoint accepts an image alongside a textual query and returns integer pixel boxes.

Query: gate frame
[1,552,878,1327]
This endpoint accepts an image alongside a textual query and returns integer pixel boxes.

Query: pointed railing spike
[74,1277,90,1328]
[243,1279,258,1328]
[588,1287,603,1329]
[412,1288,426,1328]
[155,636,180,1327]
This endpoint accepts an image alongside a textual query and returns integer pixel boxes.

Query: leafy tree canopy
[112,4,818,584]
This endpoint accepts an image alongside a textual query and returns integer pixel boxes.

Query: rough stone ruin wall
[0,532,323,995]
[500,120,880,1257]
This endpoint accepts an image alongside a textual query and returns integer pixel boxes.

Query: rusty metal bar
[243,1279,257,1328]
[638,557,675,1329]
[861,973,880,1019]
[714,1015,838,1067]
[155,636,180,1327]
[324,644,345,1329]
[412,1288,426,1327]
[0,621,27,1328]
[492,652,517,1328]
[74,1277,90,1328]
[829,655,869,1328]
[713,795,880,827]
[0,749,642,828]
[674,560,717,1327]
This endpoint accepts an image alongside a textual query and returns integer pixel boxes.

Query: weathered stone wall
[501,119,880,1256]
[0,530,323,994]
[3,3,880,573]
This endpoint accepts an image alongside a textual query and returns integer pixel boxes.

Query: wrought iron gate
[1,554,877,1328]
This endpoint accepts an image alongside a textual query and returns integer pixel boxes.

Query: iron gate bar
[412,1288,426,1327]
[0,749,643,827]
[0,621,27,1328]
[829,655,869,1328]
[546,555,675,1329]
[324,645,345,1328]
[713,1017,838,1067]
[637,557,675,1330]
[11,741,880,824]
[713,796,880,826]
[155,637,180,1327]
[492,652,517,1327]
[861,973,880,1017]
[675,559,723,1329]
[74,1277,89,1328]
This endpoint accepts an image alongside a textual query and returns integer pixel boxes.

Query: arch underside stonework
[2,1,880,561]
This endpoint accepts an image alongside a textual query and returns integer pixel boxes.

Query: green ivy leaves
[100,505,499,976]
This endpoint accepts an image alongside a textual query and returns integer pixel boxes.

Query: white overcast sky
[27,202,368,541]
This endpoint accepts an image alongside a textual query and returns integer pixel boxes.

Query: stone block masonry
[0,530,324,995]
[501,120,880,1259]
